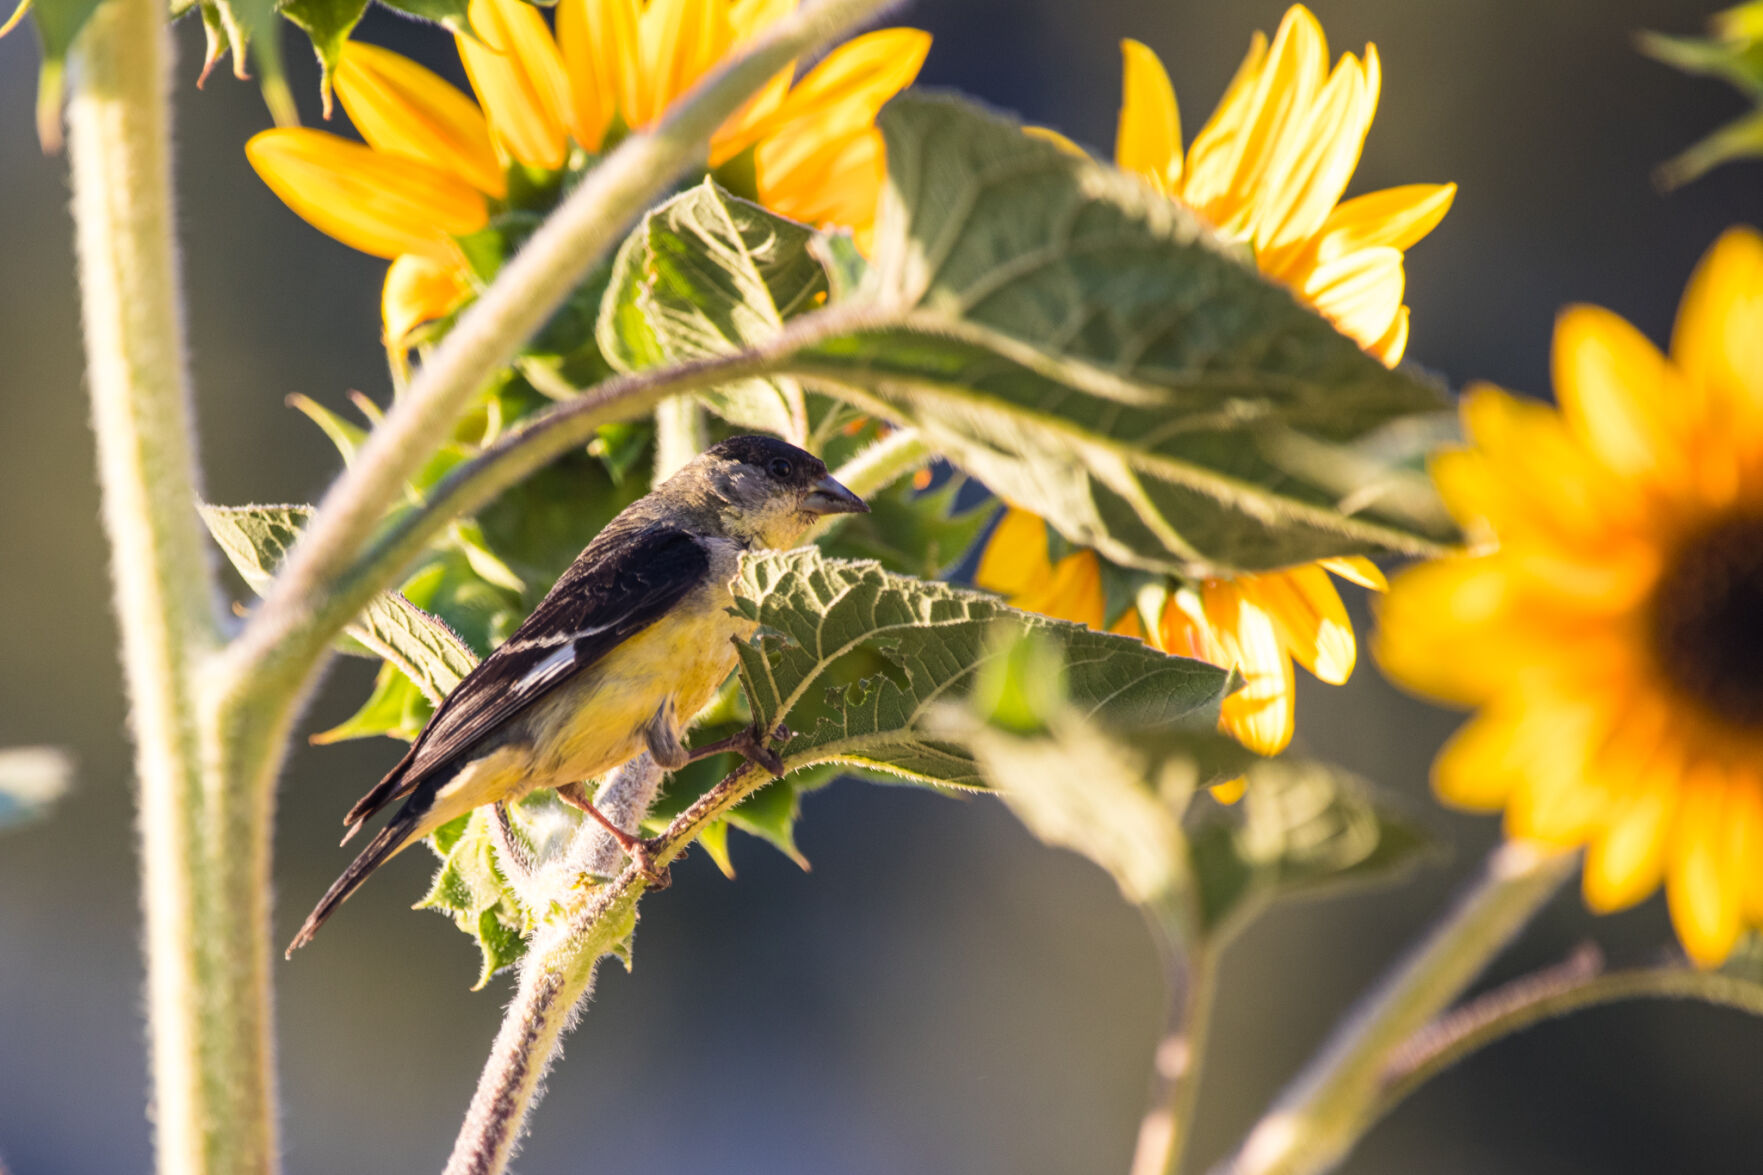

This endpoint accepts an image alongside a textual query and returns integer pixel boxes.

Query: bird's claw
[627,838,671,890]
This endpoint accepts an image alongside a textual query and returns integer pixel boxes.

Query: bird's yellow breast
[525,567,756,784]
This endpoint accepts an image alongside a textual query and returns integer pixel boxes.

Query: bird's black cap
[706,435,825,476]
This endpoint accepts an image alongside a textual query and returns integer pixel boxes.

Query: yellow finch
[288,436,867,954]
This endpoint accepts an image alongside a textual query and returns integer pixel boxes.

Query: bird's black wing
[343,525,711,829]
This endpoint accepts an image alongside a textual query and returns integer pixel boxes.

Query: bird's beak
[802,473,869,516]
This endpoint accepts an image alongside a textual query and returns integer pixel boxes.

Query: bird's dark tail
[287,798,429,957]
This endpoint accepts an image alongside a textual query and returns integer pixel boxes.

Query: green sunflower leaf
[731,548,1232,789]
[1186,759,1436,940]
[599,178,825,442]
[199,504,482,715]
[946,627,1432,943]
[779,94,1460,578]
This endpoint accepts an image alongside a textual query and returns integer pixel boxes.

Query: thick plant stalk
[63,5,252,1172]
[1213,841,1575,1175]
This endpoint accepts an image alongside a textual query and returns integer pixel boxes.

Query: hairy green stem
[229,0,903,692]
[830,428,930,496]
[1375,953,1763,1116]
[445,756,664,1175]
[1130,903,1216,1175]
[64,4,257,1171]
[653,395,709,485]
[1213,841,1575,1175]
[445,757,772,1175]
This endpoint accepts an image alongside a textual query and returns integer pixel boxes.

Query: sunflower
[247,0,929,350]
[976,4,1453,766]
[1376,227,1763,967]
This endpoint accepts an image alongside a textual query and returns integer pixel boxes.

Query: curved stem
[444,757,772,1175]
[64,4,259,1171]
[1130,902,1216,1175]
[446,756,664,1175]
[229,0,904,691]
[1375,957,1763,1118]
[1213,841,1576,1175]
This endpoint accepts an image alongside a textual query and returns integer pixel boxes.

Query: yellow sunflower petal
[1369,303,1410,365]
[730,0,793,38]
[1432,710,1524,811]
[1668,770,1744,967]
[1195,5,1329,236]
[246,129,487,261]
[639,0,733,124]
[1205,579,1296,755]
[556,0,641,146]
[1672,225,1763,448]
[1300,245,1405,354]
[1254,45,1375,255]
[1583,757,1677,914]
[1321,555,1386,591]
[334,41,505,197]
[1209,777,1248,805]
[975,508,1054,598]
[458,0,573,170]
[735,29,929,173]
[1116,39,1181,191]
[1015,551,1107,630]
[758,127,885,232]
[382,253,472,350]
[1246,564,1356,685]
[1179,30,1268,210]
[1455,384,1641,545]
[1312,183,1456,263]
[1552,304,1686,483]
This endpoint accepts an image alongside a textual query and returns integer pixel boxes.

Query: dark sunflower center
[1649,514,1763,729]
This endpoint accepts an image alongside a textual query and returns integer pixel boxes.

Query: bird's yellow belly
[527,601,755,788]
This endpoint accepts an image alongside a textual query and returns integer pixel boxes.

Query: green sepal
[281,0,369,115]
[376,0,470,34]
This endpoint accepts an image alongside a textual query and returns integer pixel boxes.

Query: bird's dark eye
[768,457,793,479]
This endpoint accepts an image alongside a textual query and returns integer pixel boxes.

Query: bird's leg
[680,722,793,778]
[555,781,668,888]
[640,698,691,771]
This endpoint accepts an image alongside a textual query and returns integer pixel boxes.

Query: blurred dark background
[4,1,1762,1172]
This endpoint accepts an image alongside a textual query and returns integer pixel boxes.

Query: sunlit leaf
[732,548,1231,788]
[765,95,1458,577]
[599,179,823,441]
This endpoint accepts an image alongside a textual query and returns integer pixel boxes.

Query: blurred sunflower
[1377,227,1763,967]
[977,4,1453,769]
[247,0,928,350]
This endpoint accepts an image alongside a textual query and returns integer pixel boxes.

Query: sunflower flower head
[976,4,1447,771]
[246,0,929,351]
[1377,227,1763,967]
